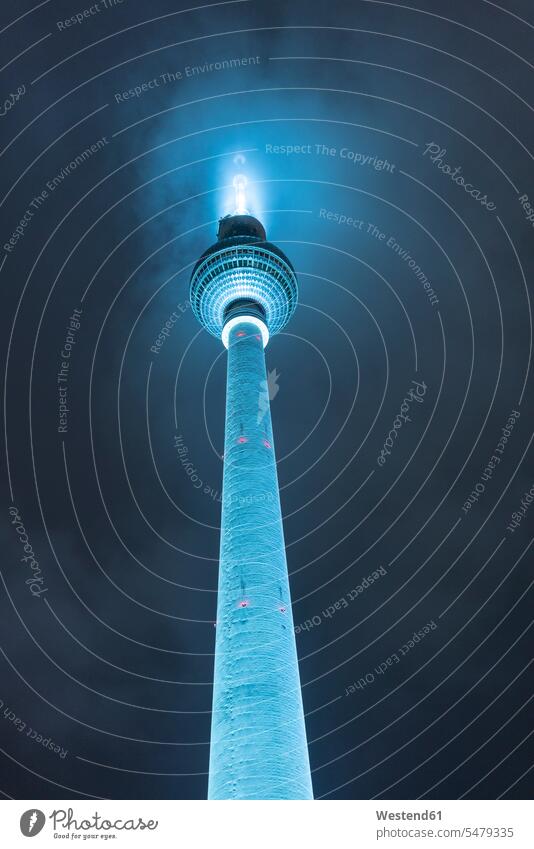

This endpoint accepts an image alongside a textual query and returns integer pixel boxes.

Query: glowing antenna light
[233,173,248,215]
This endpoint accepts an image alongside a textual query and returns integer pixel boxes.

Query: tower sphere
[189,214,298,345]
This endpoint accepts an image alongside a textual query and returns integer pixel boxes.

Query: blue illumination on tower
[190,183,313,800]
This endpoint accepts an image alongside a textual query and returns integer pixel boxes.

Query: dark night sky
[0,0,533,800]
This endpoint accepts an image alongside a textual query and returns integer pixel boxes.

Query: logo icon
[20,809,45,837]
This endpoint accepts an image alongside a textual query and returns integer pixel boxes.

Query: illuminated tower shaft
[208,318,312,799]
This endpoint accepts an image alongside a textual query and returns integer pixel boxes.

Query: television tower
[190,175,313,800]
